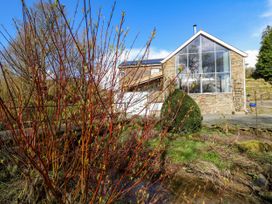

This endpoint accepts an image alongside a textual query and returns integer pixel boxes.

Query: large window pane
[188,36,200,53]
[177,54,187,73]
[216,44,228,52]
[178,74,201,93]
[202,73,216,93]
[178,74,189,92]
[188,53,199,74]
[178,47,187,55]
[188,74,201,93]
[202,52,215,73]
[216,51,230,72]
[201,36,214,52]
[216,73,230,92]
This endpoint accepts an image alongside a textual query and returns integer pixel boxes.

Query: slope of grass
[202,151,231,170]
[167,139,205,163]
[149,129,231,170]
[246,78,272,100]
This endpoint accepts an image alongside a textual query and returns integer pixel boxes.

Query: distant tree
[261,25,272,40]
[254,26,272,81]
[245,67,255,78]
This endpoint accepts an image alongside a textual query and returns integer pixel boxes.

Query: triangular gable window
[176,35,231,93]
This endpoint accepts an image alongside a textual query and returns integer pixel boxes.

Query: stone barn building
[119,30,247,116]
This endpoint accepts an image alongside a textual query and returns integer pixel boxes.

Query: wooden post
[255,90,258,135]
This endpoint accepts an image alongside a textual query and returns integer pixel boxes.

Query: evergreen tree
[254,26,272,81]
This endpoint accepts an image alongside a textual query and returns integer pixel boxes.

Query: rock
[236,140,272,153]
[192,160,220,176]
[253,174,268,189]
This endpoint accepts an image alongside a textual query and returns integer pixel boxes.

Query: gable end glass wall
[176,35,231,93]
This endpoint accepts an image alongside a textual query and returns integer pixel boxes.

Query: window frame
[175,35,232,94]
[150,68,161,75]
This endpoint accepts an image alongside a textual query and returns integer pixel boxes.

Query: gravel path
[203,113,272,129]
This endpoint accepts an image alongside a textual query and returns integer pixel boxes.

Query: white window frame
[151,68,160,75]
[175,35,232,94]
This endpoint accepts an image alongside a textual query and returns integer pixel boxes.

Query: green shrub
[161,89,202,134]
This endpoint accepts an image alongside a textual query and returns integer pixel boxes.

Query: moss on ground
[237,140,272,153]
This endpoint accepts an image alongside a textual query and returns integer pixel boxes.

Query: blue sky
[0,0,272,66]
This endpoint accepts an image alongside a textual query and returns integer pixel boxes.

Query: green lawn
[149,128,232,170]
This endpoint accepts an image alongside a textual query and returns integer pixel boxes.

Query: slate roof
[119,58,163,67]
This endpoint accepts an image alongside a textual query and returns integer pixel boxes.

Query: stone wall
[190,93,234,114]
[162,56,176,99]
[230,51,245,112]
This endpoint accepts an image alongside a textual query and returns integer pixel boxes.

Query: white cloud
[245,50,258,68]
[254,0,272,37]
[261,11,272,18]
[102,47,171,90]
[261,0,272,17]
[148,48,170,59]
[122,47,170,61]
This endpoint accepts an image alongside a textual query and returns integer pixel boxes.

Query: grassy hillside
[149,126,272,203]
[246,78,272,100]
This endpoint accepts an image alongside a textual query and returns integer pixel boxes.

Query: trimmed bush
[161,89,202,134]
